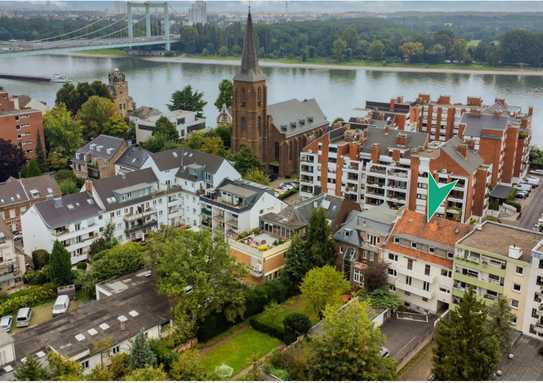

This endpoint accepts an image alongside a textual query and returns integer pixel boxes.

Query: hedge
[0,283,57,316]
[250,316,285,341]
[23,269,50,285]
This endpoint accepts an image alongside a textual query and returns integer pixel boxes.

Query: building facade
[0,221,25,291]
[73,135,129,180]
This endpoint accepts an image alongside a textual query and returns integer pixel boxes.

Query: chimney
[384,126,389,135]
[371,143,380,162]
[396,96,404,103]
[392,149,401,162]
[84,179,93,193]
[467,140,475,150]
[397,132,407,146]
[467,97,482,107]
[438,95,450,105]
[457,144,468,158]
[389,99,396,110]
[458,123,466,139]
[418,94,430,104]
[529,106,534,116]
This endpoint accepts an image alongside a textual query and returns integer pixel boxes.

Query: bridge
[0,1,178,57]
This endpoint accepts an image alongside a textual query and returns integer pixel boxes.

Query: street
[518,177,543,230]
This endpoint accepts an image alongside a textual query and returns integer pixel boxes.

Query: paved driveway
[381,316,434,362]
[498,335,543,380]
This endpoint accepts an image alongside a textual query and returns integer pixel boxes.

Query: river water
[1,54,542,145]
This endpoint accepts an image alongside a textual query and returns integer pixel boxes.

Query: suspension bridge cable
[59,15,129,41]
[28,17,110,42]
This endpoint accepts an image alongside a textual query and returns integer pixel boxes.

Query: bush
[149,338,179,372]
[0,284,57,316]
[31,249,49,271]
[283,313,311,344]
[245,279,294,317]
[197,311,238,342]
[249,302,287,341]
[76,262,87,271]
[23,269,49,285]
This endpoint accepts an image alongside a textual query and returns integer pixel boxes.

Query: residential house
[335,205,401,286]
[114,145,151,175]
[0,221,25,291]
[384,210,471,314]
[0,175,60,235]
[73,135,129,180]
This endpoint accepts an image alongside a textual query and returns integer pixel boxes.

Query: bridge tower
[127,1,171,51]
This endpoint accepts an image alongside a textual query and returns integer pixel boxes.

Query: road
[518,180,543,230]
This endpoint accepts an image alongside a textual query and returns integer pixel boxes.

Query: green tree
[305,208,336,267]
[369,39,385,61]
[20,159,42,178]
[32,249,49,270]
[47,150,70,171]
[124,366,168,381]
[154,116,179,141]
[43,104,84,166]
[147,227,247,342]
[168,85,207,118]
[48,240,73,285]
[86,365,113,380]
[215,123,232,149]
[47,351,81,380]
[90,242,144,282]
[230,146,263,175]
[283,312,311,344]
[14,355,50,380]
[332,37,347,62]
[488,295,515,354]
[34,134,48,173]
[78,96,119,140]
[244,167,270,185]
[128,330,157,369]
[170,350,210,380]
[433,288,500,380]
[0,138,26,182]
[308,300,396,380]
[400,41,425,62]
[110,353,130,380]
[214,79,233,110]
[56,81,112,115]
[300,265,350,317]
[59,179,78,195]
[281,235,311,288]
[88,223,118,259]
[103,114,129,138]
[361,261,389,291]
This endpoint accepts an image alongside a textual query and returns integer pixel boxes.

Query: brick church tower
[232,12,267,161]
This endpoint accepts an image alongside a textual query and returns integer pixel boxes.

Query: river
[1,54,542,145]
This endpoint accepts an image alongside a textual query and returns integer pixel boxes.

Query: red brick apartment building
[0,91,45,159]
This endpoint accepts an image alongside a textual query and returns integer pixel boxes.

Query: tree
[59,179,78,195]
[332,37,347,62]
[244,167,270,185]
[34,134,48,173]
[128,330,157,370]
[110,353,130,380]
[154,116,179,141]
[47,351,81,380]
[14,355,50,380]
[103,114,129,138]
[32,249,49,270]
[400,41,425,63]
[78,96,119,140]
[0,138,26,182]
[88,223,118,259]
[20,159,42,178]
[215,123,232,149]
[488,295,515,354]
[86,365,113,380]
[283,313,311,344]
[369,39,385,61]
[90,242,144,282]
[433,288,500,380]
[362,261,389,291]
[124,366,168,381]
[43,104,84,168]
[185,132,224,155]
[359,288,402,311]
[305,208,336,267]
[47,150,70,171]
[147,227,247,342]
[48,240,73,285]
[308,300,396,380]
[214,79,233,110]
[56,81,112,116]
[168,86,207,118]
[230,146,263,175]
[281,235,312,288]
[170,350,210,380]
[300,265,350,317]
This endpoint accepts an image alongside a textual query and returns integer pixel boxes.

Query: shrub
[197,311,238,342]
[149,338,179,372]
[245,278,294,317]
[76,262,87,271]
[0,284,57,316]
[283,313,311,344]
[250,302,286,341]
[31,249,49,270]
[23,269,49,285]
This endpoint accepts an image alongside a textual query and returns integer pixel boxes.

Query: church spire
[234,11,265,82]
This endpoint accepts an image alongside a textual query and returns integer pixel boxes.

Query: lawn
[198,324,281,377]
[11,299,80,334]
[78,48,128,57]
[253,295,319,332]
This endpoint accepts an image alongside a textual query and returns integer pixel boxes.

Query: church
[232,12,329,177]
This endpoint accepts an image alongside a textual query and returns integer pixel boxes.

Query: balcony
[454,272,504,294]
[123,208,157,222]
[396,280,433,300]
[125,219,158,234]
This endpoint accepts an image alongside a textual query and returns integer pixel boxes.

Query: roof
[92,168,158,211]
[115,145,151,170]
[131,106,161,120]
[268,98,328,138]
[440,136,484,174]
[11,272,170,363]
[75,135,126,161]
[335,206,401,247]
[359,127,427,154]
[497,335,543,381]
[458,221,543,262]
[234,12,265,82]
[461,112,510,137]
[34,192,102,229]
[151,148,225,174]
[390,210,471,248]
[0,175,60,208]
[490,183,515,200]
[202,179,275,212]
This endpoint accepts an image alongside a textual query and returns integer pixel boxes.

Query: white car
[514,183,532,193]
[525,176,540,187]
[530,169,543,176]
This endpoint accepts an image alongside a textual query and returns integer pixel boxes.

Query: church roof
[234,12,265,82]
[268,98,328,138]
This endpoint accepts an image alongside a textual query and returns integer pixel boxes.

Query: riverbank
[65,48,128,58]
[144,55,543,77]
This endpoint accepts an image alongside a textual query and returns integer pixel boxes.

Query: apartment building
[0,175,61,235]
[0,221,25,291]
[335,205,401,286]
[415,94,465,142]
[0,90,45,159]
[365,97,419,131]
[299,125,428,209]
[200,179,286,239]
[409,136,492,223]
[73,135,129,180]
[384,210,471,314]
[455,222,543,333]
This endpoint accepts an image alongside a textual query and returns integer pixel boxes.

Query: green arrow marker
[427,173,458,222]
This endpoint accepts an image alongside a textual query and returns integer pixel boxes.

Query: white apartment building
[200,179,287,239]
[0,221,25,291]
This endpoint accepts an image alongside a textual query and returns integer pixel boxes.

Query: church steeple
[234,11,265,82]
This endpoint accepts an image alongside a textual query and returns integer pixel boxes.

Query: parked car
[52,295,70,317]
[380,347,391,358]
[525,176,540,187]
[0,316,12,332]
[514,183,532,193]
[16,307,32,327]
[516,190,529,199]
[530,169,543,176]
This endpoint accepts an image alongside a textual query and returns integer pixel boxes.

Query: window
[368,235,378,246]
[423,281,430,291]
[388,268,397,277]
[422,297,429,302]
[429,247,435,253]
[411,242,417,249]
[353,269,363,284]
[112,345,120,354]
[81,360,89,369]
[511,315,517,324]
[441,269,452,278]
[394,237,399,244]
[513,283,521,293]
[425,264,431,276]
[405,276,412,286]
[516,266,524,275]
[407,259,413,270]
[388,253,398,262]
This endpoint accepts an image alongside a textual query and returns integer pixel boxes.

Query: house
[73,135,129,180]
[335,205,401,286]
[0,221,25,291]
[0,270,171,377]
[0,175,61,235]
[200,179,286,239]
[384,209,471,314]
[300,125,428,209]
[130,106,206,144]
[114,145,151,175]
